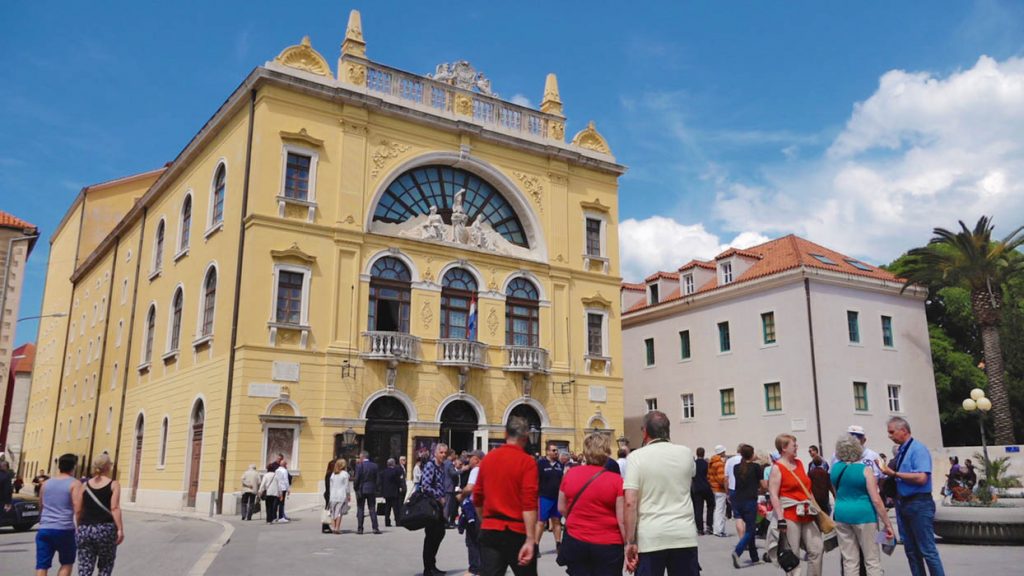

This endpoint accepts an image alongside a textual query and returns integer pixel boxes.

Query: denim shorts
[36,528,77,569]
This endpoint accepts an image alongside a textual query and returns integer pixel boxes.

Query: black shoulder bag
[555,470,605,567]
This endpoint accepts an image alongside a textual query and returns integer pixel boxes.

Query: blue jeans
[896,496,945,576]
[732,499,758,561]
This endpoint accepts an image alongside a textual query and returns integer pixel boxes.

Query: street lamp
[342,427,357,447]
[17,312,68,323]
[962,387,993,486]
[527,425,540,447]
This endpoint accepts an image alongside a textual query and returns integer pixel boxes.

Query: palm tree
[899,216,1024,445]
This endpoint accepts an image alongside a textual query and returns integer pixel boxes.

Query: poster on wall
[265,428,295,467]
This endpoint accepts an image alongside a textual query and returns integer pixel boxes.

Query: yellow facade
[22,12,625,513]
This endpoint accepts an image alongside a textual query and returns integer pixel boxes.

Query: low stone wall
[934,502,1024,545]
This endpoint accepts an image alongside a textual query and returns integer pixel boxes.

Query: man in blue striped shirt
[420,443,449,576]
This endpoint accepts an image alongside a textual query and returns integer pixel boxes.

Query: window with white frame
[645,397,658,413]
[168,287,183,353]
[282,147,317,201]
[272,265,311,326]
[584,216,607,260]
[152,219,165,274]
[887,384,902,412]
[683,273,695,295]
[210,164,226,228]
[681,393,695,420]
[199,266,217,338]
[586,311,607,357]
[720,388,736,416]
[721,261,733,284]
[648,283,659,305]
[853,381,869,411]
[644,338,655,366]
[881,315,894,348]
[178,193,192,254]
[142,304,156,365]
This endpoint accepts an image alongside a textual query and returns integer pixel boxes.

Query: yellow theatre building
[20,11,626,513]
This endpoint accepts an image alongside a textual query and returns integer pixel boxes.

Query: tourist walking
[616,447,629,479]
[328,459,352,534]
[725,445,748,545]
[35,453,81,576]
[73,454,124,576]
[880,416,945,576]
[730,445,762,568]
[831,434,894,576]
[240,464,261,521]
[399,455,409,502]
[258,462,282,524]
[353,451,381,534]
[768,434,824,576]
[623,410,699,575]
[557,431,626,576]
[420,443,451,576]
[807,446,833,515]
[690,447,715,536]
[709,445,728,537]
[473,416,538,576]
[445,451,461,528]
[536,442,564,556]
[457,450,485,576]
[33,469,50,496]
[381,457,405,527]
[275,458,291,522]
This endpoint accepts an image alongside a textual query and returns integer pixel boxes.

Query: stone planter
[934,501,1024,545]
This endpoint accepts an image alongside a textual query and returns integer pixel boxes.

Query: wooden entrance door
[186,403,204,507]
[130,418,143,503]
[364,396,408,470]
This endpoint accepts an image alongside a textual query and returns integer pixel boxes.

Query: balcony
[437,339,488,369]
[503,346,549,374]
[361,331,421,363]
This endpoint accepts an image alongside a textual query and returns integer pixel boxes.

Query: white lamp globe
[977,397,992,412]
[963,398,978,411]
[971,388,986,401]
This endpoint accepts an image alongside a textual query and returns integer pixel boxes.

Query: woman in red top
[557,432,625,576]
[768,433,824,575]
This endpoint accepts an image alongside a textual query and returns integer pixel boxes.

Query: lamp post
[527,425,540,450]
[962,387,992,486]
[17,312,68,322]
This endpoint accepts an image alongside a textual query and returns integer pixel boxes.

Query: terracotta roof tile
[677,260,715,271]
[11,343,35,373]
[643,271,679,282]
[0,210,37,231]
[621,282,645,292]
[715,247,762,260]
[624,234,897,315]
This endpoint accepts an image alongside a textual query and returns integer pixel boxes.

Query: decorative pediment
[580,198,611,213]
[581,292,612,308]
[279,128,324,148]
[572,121,612,154]
[274,36,333,78]
[271,243,317,264]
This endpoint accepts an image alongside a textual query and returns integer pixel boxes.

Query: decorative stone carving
[454,93,473,117]
[345,62,367,86]
[581,292,612,308]
[572,121,612,154]
[549,121,565,141]
[487,308,499,336]
[340,119,367,135]
[513,171,544,212]
[279,128,324,148]
[488,268,498,292]
[428,61,496,96]
[271,243,317,264]
[371,139,411,178]
[344,214,356,224]
[421,301,433,328]
[547,171,568,185]
[580,198,610,213]
[342,9,367,58]
[275,36,333,78]
[540,73,564,117]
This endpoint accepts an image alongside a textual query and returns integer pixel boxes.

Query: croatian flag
[468,294,478,340]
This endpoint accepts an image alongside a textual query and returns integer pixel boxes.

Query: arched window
[441,268,477,339]
[159,417,169,467]
[201,267,217,337]
[179,194,192,252]
[153,219,165,272]
[505,278,539,347]
[144,304,156,364]
[169,288,183,352]
[373,165,529,247]
[211,165,226,226]
[369,257,411,333]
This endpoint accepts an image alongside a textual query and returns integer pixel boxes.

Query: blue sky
[4,1,1024,347]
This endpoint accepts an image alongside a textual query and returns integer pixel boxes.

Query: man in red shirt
[473,415,539,576]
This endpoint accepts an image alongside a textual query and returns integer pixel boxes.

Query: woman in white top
[328,459,352,534]
[258,462,282,524]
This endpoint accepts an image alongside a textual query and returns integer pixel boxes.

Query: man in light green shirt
[623,410,699,575]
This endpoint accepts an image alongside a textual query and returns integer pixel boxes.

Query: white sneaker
[277,518,290,523]
[271,519,278,524]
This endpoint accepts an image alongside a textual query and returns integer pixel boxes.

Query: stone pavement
[0,509,223,575]
[207,504,1024,576]
[4,504,1023,575]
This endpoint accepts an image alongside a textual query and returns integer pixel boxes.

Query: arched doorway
[130,414,144,503]
[508,403,542,456]
[186,401,205,508]
[364,396,408,470]
[439,400,478,454]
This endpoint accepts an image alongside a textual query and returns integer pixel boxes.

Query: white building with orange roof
[621,234,942,458]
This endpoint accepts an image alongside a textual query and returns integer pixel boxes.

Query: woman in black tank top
[73,454,124,576]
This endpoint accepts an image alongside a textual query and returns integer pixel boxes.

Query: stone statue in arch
[422,205,444,240]
[451,188,469,244]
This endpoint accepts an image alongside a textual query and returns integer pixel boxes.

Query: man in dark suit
[690,446,715,535]
[381,457,405,527]
[353,451,381,534]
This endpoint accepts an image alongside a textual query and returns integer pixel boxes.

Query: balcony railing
[437,339,488,369]
[353,58,564,143]
[361,331,421,363]
[503,346,549,374]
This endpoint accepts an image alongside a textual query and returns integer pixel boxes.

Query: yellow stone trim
[455,93,473,117]
[275,36,333,78]
[572,121,612,154]
[581,292,612,308]
[580,198,610,213]
[270,243,317,264]
[279,128,324,148]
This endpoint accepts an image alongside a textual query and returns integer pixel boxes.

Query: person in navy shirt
[536,443,564,556]
[880,416,945,576]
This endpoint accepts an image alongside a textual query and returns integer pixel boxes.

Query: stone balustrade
[503,346,549,373]
[437,339,488,369]
[361,331,421,362]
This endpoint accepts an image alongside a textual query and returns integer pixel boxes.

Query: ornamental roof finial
[540,73,563,117]
[342,9,366,57]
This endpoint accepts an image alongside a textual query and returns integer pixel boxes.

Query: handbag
[401,490,443,531]
[780,462,836,535]
[555,470,605,567]
[776,521,801,571]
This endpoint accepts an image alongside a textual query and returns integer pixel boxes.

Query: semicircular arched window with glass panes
[373,165,529,248]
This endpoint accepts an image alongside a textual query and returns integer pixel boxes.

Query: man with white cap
[708,445,728,536]
[835,425,883,478]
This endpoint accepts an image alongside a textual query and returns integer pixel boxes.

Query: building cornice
[622,266,927,327]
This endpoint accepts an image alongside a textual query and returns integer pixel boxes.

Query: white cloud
[618,216,767,282]
[713,55,1024,263]
[510,93,532,108]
